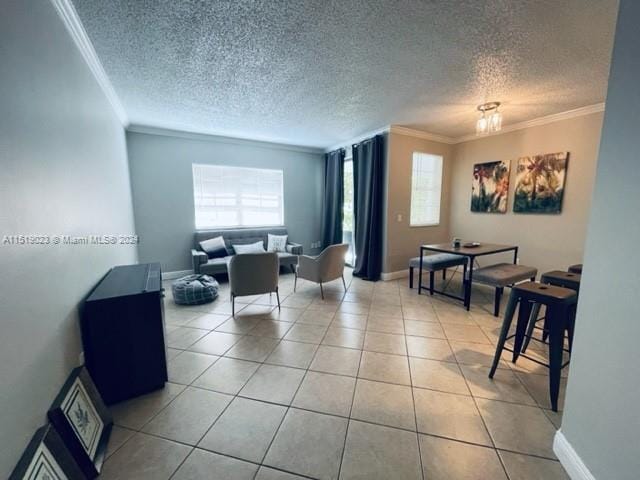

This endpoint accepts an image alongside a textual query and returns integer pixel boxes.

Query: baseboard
[553,430,596,480]
[381,269,410,281]
[163,269,194,280]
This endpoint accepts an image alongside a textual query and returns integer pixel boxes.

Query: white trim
[553,430,597,480]
[454,103,605,144]
[326,125,390,154]
[163,269,194,280]
[390,125,456,144]
[127,124,324,154]
[381,269,410,281]
[50,0,128,125]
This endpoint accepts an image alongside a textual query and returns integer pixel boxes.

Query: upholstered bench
[472,263,537,316]
[409,254,467,291]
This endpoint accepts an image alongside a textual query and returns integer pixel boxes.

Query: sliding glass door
[343,159,355,266]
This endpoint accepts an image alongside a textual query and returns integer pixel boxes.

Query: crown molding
[389,125,456,144]
[50,0,128,125]
[325,125,391,154]
[454,103,605,144]
[127,124,325,154]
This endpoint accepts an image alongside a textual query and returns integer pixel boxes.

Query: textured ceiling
[72,0,618,148]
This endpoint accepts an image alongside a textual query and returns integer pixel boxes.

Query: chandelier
[476,102,502,135]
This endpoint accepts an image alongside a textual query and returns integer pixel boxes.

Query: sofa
[191,227,303,275]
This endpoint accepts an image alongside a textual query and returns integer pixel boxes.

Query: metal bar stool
[488,281,577,411]
[522,270,581,353]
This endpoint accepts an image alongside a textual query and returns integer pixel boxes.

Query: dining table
[418,242,519,310]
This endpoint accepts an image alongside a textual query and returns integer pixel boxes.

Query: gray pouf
[172,274,219,305]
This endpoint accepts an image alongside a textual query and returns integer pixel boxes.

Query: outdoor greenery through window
[193,164,284,229]
[410,152,443,226]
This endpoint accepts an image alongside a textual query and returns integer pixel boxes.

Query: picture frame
[470,160,511,213]
[9,424,85,480]
[513,151,569,213]
[47,367,112,479]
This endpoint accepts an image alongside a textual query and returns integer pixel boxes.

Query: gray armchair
[228,252,280,316]
[295,243,349,299]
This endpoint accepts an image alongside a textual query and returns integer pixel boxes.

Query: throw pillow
[232,241,266,254]
[199,236,228,259]
[267,233,288,253]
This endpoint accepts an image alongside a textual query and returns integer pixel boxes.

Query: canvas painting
[513,152,569,213]
[470,160,510,213]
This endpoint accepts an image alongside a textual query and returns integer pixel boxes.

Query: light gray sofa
[191,227,303,275]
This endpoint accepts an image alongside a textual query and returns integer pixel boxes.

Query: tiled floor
[101,269,569,479]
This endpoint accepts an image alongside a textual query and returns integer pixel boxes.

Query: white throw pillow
[232,241,266,254]
[267,233,288,253]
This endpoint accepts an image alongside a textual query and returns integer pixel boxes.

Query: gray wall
[560,1,639,478]
[126,128,325,272]
[0,1,137,476]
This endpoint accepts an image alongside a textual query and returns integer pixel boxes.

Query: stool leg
[542,314,549,343]
[429,271,435,295]
[547,305,566,412]
[494,287,503,317]
[512,300,532,363]
[522,302,541,353]
[409,267,414,289]
[442,268,447,280]
[489,291,519,378]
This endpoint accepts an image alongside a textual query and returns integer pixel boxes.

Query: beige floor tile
[100,433,191,480]
[165,310,200,326]
[172,449,258,480]
[224,335,279,362]
[366,316,405,334]
[499,451,570,480]
[409,357,470,395]
[461,365,537,405]
[296,309,335,327]
[419,434,508,480]
[105,426,135,459]
[402,306,438,322]
[359,351,411,385]
[543,408,563,429]
[253,293,287,307]
[186,313,229,330]
[435,308,476,325]
[205,301,243,316]
[142,386,232,445]
[255,466,307,479]
[322,326,365,349]
[168,351,218,385]
[516,372,567,410]
[166,347,183,361]
[371,304,403,318]
[413,388,491,446]
[239,364,305,405]
[199,397,286,463]
[110,383,186,430]
[450,341,506,367]
[192,357,260,394]
[310,345,362,376]
[235,304,275,317]
[443,324,491,344]
[265,307,305,322]
[406,336,455,361]
[340,420,422,480]
[166,327,210,349]
[248,320,294,339]
[283,323,328,343]
[331,312,368,330]
[292,371,356,417]
[282,295,314,308]
[264,409,347,480]
[476,398,557,458]
[215,316,261,334]
[404,320,446,339]
[351,379,415,430]
[266,340,319,368]
[338,301,371,315]
[363,331,407,355]
[188,331,243,356]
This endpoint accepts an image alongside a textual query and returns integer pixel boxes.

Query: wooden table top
[421,242,518,256]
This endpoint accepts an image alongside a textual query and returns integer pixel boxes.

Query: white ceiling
[72,0,618,148]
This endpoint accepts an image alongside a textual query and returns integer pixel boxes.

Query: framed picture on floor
[47,367,112,479]
[513,152,569,213]
[470,160,511,213]
[9,424,85,480]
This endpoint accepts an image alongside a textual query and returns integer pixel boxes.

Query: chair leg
[442,268,447,280]
[294,274,297,292]
[494,287,504,317]
[231,295,235,317]
[429,271,435,295]
[409,267,414,289]
[342,275,347,291]
[276,287,281,311]
[319,282,324,300]
[489,291,519,378]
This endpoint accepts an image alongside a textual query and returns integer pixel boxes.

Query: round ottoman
[172,274,219,305]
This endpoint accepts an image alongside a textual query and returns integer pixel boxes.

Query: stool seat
[568,264,583,274]
[409,253,467,270]
[540,270,581,291]
[474,263,537,287]
[513,281,577,304]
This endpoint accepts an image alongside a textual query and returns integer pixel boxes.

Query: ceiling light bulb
[475,102,502,135]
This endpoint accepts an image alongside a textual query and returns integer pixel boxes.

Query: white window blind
[193,164,284,229]
[410,152,443,226]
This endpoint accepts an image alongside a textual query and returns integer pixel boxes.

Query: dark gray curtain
[352,135,384,280]
[321,149,345,248]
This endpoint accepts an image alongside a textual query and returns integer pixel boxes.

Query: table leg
[513,247,519,264]
[465,256,473,310]
[418,248,424,295]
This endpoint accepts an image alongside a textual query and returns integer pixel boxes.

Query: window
[410,152,443,226]
[193,164,284,229]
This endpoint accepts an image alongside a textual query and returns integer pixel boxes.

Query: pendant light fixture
[476,102,502,135]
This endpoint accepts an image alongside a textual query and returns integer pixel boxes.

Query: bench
[472,263,538,316]
[409,254,467,292]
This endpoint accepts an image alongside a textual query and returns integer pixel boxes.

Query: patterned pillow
[267,234,288,253]
[199,236,228,259]
[232,241,266,254]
